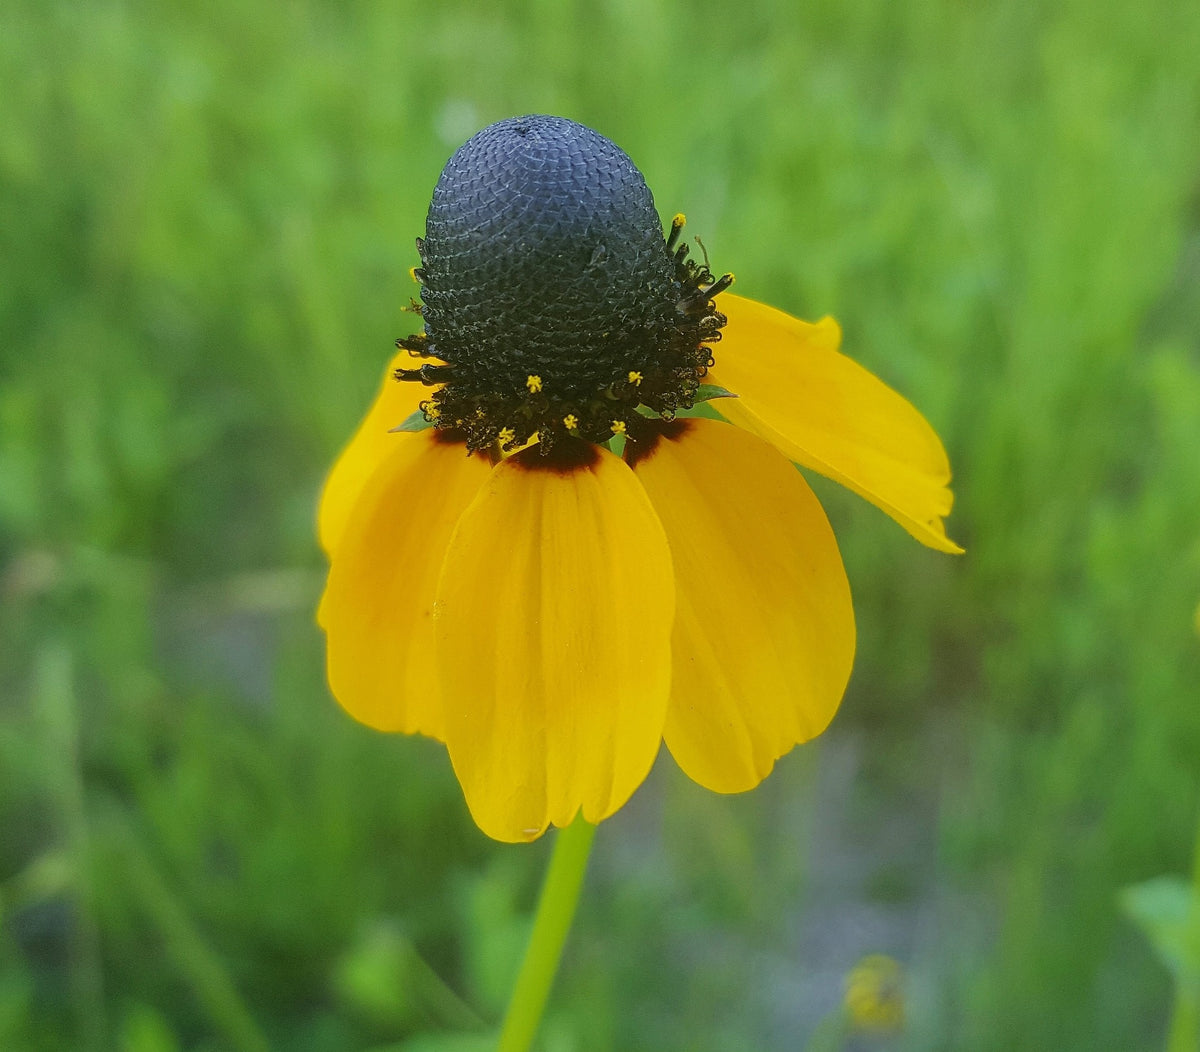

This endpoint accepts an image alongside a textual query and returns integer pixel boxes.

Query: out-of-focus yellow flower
[318,116,961,842]
[844,954,905,1034]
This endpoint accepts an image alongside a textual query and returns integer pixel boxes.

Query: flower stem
[497,817,597,1052]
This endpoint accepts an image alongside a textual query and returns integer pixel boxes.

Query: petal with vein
[319,352,434,557]
[435,443,674,842]
[712,294,963,553]
[630,418,855,793]
[319,433,491,739]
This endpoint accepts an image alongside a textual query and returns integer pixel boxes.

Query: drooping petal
[711,294,963,553]
[319,352,435,556]
[434,443,675,842]
[628,417,855,793]
[319,432,491,739]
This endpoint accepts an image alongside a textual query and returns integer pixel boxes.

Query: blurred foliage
[2,0,1199,1049]
[1123,875,1200,1051]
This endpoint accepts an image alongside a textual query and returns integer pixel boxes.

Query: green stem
[497,817,597,1052]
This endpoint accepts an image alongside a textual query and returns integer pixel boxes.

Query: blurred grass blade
[104,812,271,1052]
[35,644,107,1052]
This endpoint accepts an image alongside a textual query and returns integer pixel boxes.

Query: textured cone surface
[420,115,678,396]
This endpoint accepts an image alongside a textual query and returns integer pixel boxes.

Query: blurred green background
[3,0,1199,1049]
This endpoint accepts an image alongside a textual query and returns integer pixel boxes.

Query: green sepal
[390,411,434,433]
[693,384,737,402]
[630,384,737,422]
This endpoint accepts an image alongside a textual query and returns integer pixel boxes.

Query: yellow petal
[628,418,855,793]
[712,294,963,553]
[434,443,675,842]
[319,352,434,557]
[319,432,491,738]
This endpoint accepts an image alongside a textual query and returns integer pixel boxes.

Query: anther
[610,420,627,435]
[563,414,579,430]
[627,371,643,386]
[395,333,429,355]
[666,213,687,253]
[526,374,543,393]
[704,273,735,298]
[395,362,456,385]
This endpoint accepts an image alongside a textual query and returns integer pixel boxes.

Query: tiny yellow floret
[526,374,543,394]
[498,427,516,446]
[627,371,643,386]
[562,414,579,430]
[426,404,441,420]
[672,213,687,229]
[610,420,627,435]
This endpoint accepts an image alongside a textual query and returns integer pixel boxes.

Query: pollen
[526,374,543,393]
[610,420,627,435]
[627,371,643,386]
[408,265,420,284]
[562,414,579,430]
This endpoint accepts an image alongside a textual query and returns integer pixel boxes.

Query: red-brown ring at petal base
[623,419,692,468]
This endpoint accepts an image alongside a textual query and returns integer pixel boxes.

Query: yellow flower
[317,116,960,842]
[844,955,905,1033]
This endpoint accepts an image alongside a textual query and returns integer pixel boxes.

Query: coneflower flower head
[399,115,728,452]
